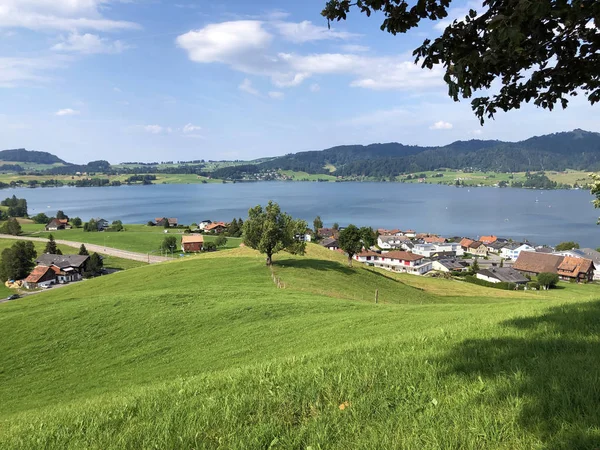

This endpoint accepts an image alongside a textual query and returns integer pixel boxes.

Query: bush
[203,242,217,252]
[464,275,517,291]
[527,281,540,290]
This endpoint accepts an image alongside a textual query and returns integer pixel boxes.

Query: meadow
[1,244,599,448]
[19,223,243,254]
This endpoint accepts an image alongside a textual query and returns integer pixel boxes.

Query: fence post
[375,289,379,304]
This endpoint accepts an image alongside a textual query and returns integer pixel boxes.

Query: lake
[6,182,599,248]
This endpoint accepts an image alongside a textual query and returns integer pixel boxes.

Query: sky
[1,0,599,164]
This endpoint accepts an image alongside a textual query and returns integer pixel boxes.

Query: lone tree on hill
[538,272,560,290]
[72,217,82,228]
[0,218,21,236]
[339,224,364,267]
[322,0,600,123]
[44,234,62,255]
[78,244,89,256]
[313,216,323,235]
[243,201,307,266]
[160,236,177,256]
[0,241,37,281]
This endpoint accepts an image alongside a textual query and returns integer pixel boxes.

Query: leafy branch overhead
[322,0,600,123]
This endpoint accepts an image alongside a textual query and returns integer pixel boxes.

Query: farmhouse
[372,251,432,275]
[321,238,339,251]
[95,218,110,231]
[181,235,204,253]
[476,268,529,285]
[155,217,178,228]
[23,265,57,289]
[205,222,227,233]
[45,218,65,231]
[198,220,212,230]
[35,254,90,283]
[460,238,474,251]
[514,252,563,277]
[556,256,595,282]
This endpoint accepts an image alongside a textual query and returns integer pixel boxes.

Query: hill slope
[1,245,600,448]
[0,148,67,165]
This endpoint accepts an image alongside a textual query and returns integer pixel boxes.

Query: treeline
[1,195,27,217]
[0,149,65,164]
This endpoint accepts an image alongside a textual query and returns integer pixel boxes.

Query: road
[0,234,170,264]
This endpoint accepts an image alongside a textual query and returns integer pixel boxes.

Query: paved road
[0,234,170,264]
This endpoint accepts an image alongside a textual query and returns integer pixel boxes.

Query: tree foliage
[78,244,89,256]
[83,219,98,232]
[243,201,307,265]
[32,213,50,224]
[160,236,177,254]
[84,253,103,278]
[1,195,27,217]
[338,224,363,267]
[0,218,22,236]
[359,226,377,248]
[555,241,580,251]
[44,234,62,255]
[72,217,82,228]
[56,210,68,220]
[0,241,37,281]
[313,216,323,235]
[322,0,600,123]
[215,235,228,247]
[537,272,560,289]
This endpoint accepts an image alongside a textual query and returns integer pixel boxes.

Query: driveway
[0,234,170,264]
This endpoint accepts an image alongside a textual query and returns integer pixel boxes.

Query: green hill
[0,148,67,165]
[1,245,600,448]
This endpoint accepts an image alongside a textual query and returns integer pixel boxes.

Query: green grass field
[19,223,243,254]
[1,244,600,448]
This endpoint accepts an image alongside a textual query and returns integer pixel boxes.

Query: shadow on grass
[273,258,354,275]
[442,300,600,449]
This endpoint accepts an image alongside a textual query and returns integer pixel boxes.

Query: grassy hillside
[1,245,599,448]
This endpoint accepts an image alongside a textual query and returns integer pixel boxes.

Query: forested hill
[245,129,600,177]
[0,149,67,165]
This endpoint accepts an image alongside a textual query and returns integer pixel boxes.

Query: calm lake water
[7,182,599,248]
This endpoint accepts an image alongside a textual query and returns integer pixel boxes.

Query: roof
[436,259,467,270]
[382,251,424,262]
[182,235,204,244]
[536,247,554,254]
[581,248,600,264]
[36,254,90,269]
[460,238,474,248]
[557,256,594,278]
[503,243,520,251]
[424,236,446,244]
[478,268,529,284]
[205,222,227,231]
[514,252,563,274]
[57,218,69,224]
[480,235,497,244]
[322,237,339,248]
[488,241,506,250]
[356,250,379,257]
[46,218,62,227]
[469,241,485,249]
[25,265,54,283]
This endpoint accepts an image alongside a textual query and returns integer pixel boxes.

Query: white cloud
[238,78,259,96]
[268,91,284,99]
[177,20,444,92]
[469,129,483,136]
[52,32,129,54]
[429,121,453,130]
[183,123,202,133]
[273,20,358,43]
[309,83,320,92]
[340,44,369,53]
[55,108,80,116]
[0,0,140,32]
[144,125,167,134]
[434,1,484,31]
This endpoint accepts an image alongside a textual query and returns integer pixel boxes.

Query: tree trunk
[348,255,353,267]
[266,253,272,266]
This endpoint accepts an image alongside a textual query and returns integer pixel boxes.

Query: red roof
[25,265,55,283]
[557,256,594,278]
[205,222,227,231]
[356,250,379,257]
[382,251,423,262]
[424,236,446,244]
[480,235,498,244]
[460,238,474,248]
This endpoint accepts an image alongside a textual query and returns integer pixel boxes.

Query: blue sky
[1,0,599,164]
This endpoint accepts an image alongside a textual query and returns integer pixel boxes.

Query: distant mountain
[0,149,68,165]
[224,129,600,178]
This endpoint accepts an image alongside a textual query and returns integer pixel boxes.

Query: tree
[359,226,377,249]
[163,217,170,229]
[0,218,21,236]
[72,217,82,228]
[470,258,480,274]
[160,236,177,255]
[538,272,560,290]
[78,244,89,256]
[228,218,239,237]
[203,242,217,252]
[44,234,61,255]
[555,241,580,251]
[338,224,363,267]
[84,252,104,278]
[332,222,339,230]
[313,216,323,235]
[83,219,98,232]
[322,1,600,124]
[109,220,123,232]
[215,235,228,247]
[32,213,50,224]
[56,210,68,220]
[0,241,37,281]
[243,201,307,265]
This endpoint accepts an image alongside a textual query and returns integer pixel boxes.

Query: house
[154,217,178,228]
[432,259,470,273]
[468,241,488,257]
[412,242,463,258]
[318,228,338,239]
[57,219,72,229]
[580,248,600,280]
[557,256,595,282]
[514,252,564,277]
[476,268,529,285]
[501,243,535,260]
[487,241,506,254]
[181,235,204,252]
[372,251,432,275]
[322,238,339,251]
[23,265,57,289]
[35,254,90,283]
[96,218,110,231]
[460,238,475,251]
[404,230,416,238]
[353,250,379,264]
[45,218,65,231]
[423,236,446,244]
[378,235,409,249]
[479,235,498,245]
[377,229,402,236]
[198,220,212,231]
[204,222,227,233]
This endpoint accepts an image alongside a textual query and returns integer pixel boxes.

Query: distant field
[1,244,600,448]
[0,161,66,172]
[20,223,243,254]
[280,170,337,181]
